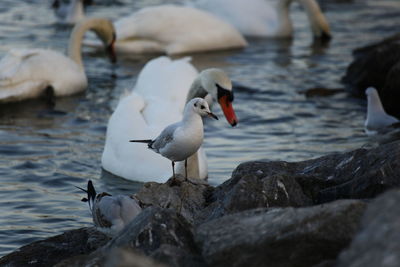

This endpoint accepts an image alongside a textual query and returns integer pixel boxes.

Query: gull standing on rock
[129,98,218,180]
[77,180,142,237]
[365,87,399,135]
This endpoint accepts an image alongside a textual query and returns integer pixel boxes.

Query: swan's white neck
[185,77,209,104]
[67,18,108,69]
[275,0,294,37]
[297,0,330,38]
[67,0,84,23]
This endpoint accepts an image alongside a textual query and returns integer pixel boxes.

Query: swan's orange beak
[218,95,238,127]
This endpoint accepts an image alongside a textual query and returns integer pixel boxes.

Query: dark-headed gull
[77,180,142,236]
[365,87,399,134]
[129,98,218,180]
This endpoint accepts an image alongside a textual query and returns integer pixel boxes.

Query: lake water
[0,0,399,257]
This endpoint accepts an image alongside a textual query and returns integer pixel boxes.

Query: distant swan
[85,5,247,55]
[51,0,85,24]
[0,18,116,103]
[101,56,238,183]
[193,0,331,40]
[364,87,399,135]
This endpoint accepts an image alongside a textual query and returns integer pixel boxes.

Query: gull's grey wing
[151,122,180,152]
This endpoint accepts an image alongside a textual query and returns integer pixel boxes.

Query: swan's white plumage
[89,5,247,55]
[0,49,86,102]
[193,0,282,37]
[194,0,330,38]
[101,57,209,182]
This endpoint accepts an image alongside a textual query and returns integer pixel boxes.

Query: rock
[135,175,214,224]
[342,33,400,117]
[195,200,367,267]
[102,206,206,267]
[337,189,400,267]
[0,227,110,267]
[56,247,167,267]
[197,169,312,222]
[226,141,400,204]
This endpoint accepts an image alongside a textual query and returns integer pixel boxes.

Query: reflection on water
[0,0,399,257]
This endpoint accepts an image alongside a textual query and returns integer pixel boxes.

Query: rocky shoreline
[1,141,400,267]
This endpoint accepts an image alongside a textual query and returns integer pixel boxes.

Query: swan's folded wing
[0,49,42,86]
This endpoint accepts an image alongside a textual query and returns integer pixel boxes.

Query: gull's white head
[199,69,237,126]
[186,98,218,120]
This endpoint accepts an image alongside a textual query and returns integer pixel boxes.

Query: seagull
[129,98,218,180]
[365,87,399,135]
[76,180,142,236]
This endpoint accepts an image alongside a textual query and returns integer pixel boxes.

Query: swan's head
[187,98,218,120]
[90,19,117,63]
[199,69,238,127]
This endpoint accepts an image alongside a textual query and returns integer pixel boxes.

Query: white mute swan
[364,87,399,135]
[52,0,85,24]
[193,0,331,40]
[0,18,116,103]
[101,56,238,183]
[86,5,247,55]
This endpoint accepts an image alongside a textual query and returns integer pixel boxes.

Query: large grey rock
[56,247,168,267]
[342,33,400,117]
[195,200,367,267]
[228,141,400,205]
[103,206,205,267]
[0,227,109,267]
[135,176,213,224]
[198,169,312,222]
[337,189,400,267]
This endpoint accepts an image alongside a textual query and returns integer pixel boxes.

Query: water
[0,0,399,257]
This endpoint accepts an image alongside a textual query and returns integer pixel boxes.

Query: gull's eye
[194,103,197,107]
[200,105,205,109]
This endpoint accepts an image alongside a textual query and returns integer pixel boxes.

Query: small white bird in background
[364,87,399,135]
[52,0,86,24]
[129,98,218,180]
[76,180,142,237]
[0,18,116,103]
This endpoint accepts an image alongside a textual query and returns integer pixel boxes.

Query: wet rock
[135,175,214,224]
[103,206,205,267]
[198,169,312,222]
[195,200,366,267]
[228,141,400,204]
[337,189,400,267]
[342,33,400,117]
[0,227,110,267]
[57,247,168,267]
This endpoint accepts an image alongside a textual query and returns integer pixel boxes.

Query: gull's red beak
[218,95,238,127]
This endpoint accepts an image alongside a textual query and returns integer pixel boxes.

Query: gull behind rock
[77,180,142,237]
[365,87,399,135]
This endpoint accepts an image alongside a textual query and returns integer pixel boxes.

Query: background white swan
[364,87,399,135]
[0,18,116,103]
[52,0,85,24]
[193,0,331,39]
[86,5,247,55]
[101,56,238,183]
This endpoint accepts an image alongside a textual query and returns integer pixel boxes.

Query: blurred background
[0,0,399,257]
